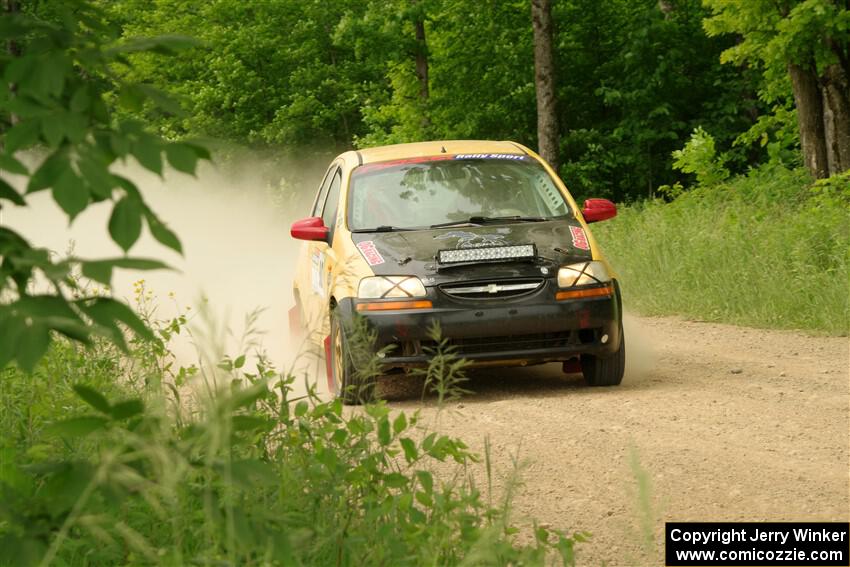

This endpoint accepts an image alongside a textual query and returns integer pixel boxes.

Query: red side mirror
[581,198,617,223]
[291,217,329,241]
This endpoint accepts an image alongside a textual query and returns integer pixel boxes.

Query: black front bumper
[336,280,622,368]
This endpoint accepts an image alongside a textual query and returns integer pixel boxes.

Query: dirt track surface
[379,315,850,566]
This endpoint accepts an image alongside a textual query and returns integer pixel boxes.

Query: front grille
[419,329,598,356]
[440,278,544,300]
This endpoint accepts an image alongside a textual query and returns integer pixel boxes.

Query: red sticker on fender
[357,240,385,266]
[570,226,589,250]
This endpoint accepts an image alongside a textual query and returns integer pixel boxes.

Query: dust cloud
[622,311,656,383]
[3,156,325,393]
[4,156,654,398]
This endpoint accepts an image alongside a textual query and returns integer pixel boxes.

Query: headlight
[358,276,427,299]
[557,261,611,288]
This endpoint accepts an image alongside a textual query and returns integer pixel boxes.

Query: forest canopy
[12,0,850,202]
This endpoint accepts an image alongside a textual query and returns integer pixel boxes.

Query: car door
[302,163,343,332]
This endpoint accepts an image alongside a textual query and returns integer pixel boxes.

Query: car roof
[353,140,528,164]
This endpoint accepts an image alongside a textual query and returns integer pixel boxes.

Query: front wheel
[330,309,376,405]
[580,331,625,387]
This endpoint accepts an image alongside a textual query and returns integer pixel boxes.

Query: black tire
[581,329,625,387]
[330,310,375,405]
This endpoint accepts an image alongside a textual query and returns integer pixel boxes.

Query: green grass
[593,164,849,334]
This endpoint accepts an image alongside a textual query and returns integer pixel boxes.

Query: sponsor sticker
[570,225,590,250]
[357,240,385,266]
[434,230,507,249]
[454,153,527,161]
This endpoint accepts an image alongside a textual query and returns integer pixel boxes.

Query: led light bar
[438,244,536,264]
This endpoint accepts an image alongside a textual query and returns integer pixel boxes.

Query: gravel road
[378,314,850,566]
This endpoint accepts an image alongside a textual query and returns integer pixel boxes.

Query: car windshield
[347,156,571,231]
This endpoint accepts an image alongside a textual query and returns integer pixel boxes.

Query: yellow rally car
[290,140,624,404]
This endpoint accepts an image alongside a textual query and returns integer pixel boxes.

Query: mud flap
[324,335,334,392]
[562,358,581,374]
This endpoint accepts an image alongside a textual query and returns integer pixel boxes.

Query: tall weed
[594,164,849,334]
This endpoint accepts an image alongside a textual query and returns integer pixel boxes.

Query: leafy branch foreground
[0,295,582,566]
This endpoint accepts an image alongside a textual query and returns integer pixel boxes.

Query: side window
[311,165,337,217]
[321,170,342,229]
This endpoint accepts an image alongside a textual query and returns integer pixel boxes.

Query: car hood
[349,220,593,284]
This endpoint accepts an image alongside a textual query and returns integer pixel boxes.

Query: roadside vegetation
[595,151,849,335]
[1,293,581,565]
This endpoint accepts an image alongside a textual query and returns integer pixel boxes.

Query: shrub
[0,291,582,566]
[594,163,849,334]
[671,127,730,187]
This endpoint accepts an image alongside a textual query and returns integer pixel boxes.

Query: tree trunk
[4,0,20,127]
[414,18,429,101]
[531,0,558,171]
[789,62,829,179]
[410,1,429,129]
[821,64,850,175]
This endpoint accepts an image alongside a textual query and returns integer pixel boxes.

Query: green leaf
[422,432,436,452]
[81,257,170,285]
[77,297,154,343]
[63,111,89,144]
[136,84,186,116]
[145,210,182,253]
[73,384,112,414]
[48,416,109,437]
[42,113,65,147]
[400,437,418,463]
[182,141,211,160]
[80,261,111,285]
[384,472,408,488]
[4,55,33,84]
[40,462,94,516]
[392,412,407,435]
[0,154,28,175]
[110,132,131,157]
[34,54,69,97]
[131,137,163,175]
[117,84,145,112]
[16,321,50,372]
[0,313,23,369]
[109,197,142,251]
[233,354,246,369]
[165,142,198,174]
[294,400,308,417]
[415,470,433,494]
[15,294,79,319]
[52,168,88,219]
[0,178,25,205]
[230,381,269,409]
[377,416,391,445]
[70,86,91,113]
[231,415,273,432]
[27,151,69,193]
[110,399,144,420]
[229,459,278,487]
[78,153,115,199]
[415,490,433,507]
[409,507,426,524]
[5,96,50,119]
[5,119,40,152]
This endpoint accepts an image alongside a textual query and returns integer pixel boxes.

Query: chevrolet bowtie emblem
[488,284,499,294]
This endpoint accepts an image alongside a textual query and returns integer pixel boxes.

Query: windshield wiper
[430,216,547,229]
[351,225,422,233]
